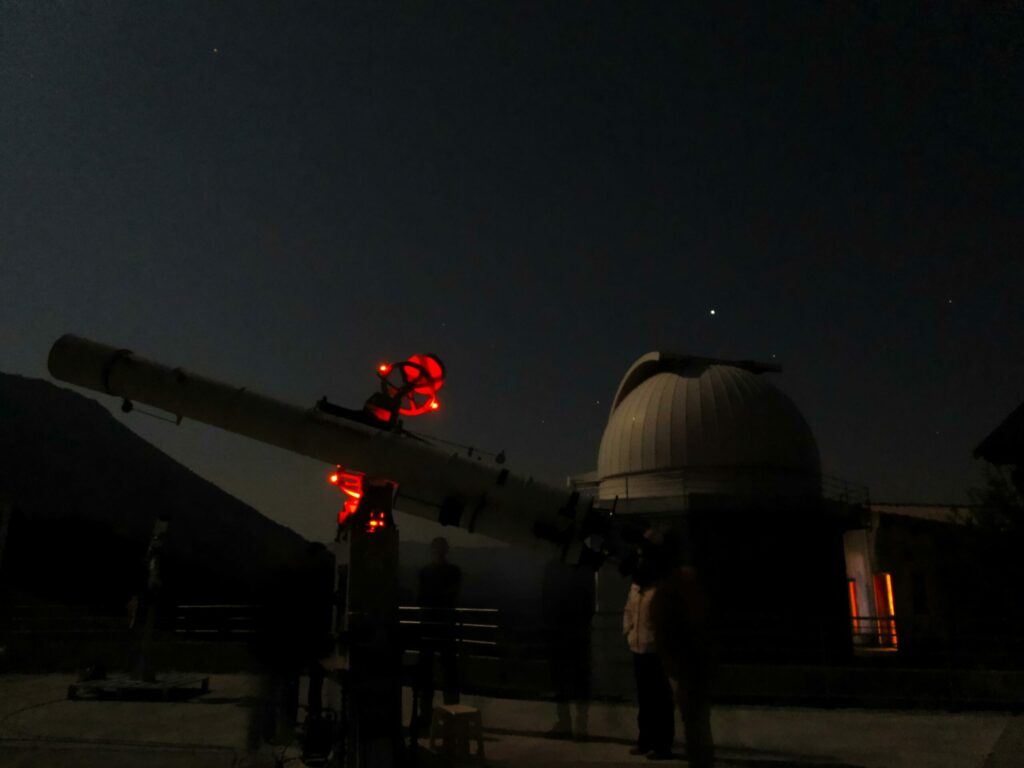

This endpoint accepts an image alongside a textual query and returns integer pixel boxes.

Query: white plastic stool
[428,704,485,764]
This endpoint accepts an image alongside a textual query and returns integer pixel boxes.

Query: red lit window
[848,579,860,636]
[872,573,898,649]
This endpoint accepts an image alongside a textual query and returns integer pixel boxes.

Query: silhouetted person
[132,514,169,682]
[542,558,595,740]
[249,546,333,752]
[650,530,715,768]
[416,537,462,724]
[297,544,334,718]
[624,542,674,759]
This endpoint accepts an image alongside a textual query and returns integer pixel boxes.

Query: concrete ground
[0,674,1019,768]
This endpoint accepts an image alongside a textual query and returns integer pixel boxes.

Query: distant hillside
[0,373,332,609]
[398,540,549,614]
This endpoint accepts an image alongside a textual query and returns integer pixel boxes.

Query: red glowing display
[329,466,364,525]
[366,509,388,533]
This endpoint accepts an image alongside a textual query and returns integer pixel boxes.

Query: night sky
[2,2,1021,544]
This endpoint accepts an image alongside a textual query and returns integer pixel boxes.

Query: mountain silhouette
[0,372,332,609]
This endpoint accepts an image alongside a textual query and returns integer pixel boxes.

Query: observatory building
[573,352,864,683]
[593,351,822,504]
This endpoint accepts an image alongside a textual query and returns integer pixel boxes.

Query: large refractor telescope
[47,334,603,560]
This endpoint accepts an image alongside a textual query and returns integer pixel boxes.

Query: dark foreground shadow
[476,728,864,768]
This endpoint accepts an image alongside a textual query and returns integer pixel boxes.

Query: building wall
[845,507,1024,668]
[843,528,875,623]
[685,501,852,665]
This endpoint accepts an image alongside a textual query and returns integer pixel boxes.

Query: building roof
[869,502,971,524]
[608,351,780,416]
[596,352,820,484]
[974,399,1024,465]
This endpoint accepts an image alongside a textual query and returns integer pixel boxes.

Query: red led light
[328,473,339,484]
[429,399,440,410]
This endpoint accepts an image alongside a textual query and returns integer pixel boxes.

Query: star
[709,309,716,315]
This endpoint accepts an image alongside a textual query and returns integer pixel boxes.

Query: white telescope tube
[47,335,588,555]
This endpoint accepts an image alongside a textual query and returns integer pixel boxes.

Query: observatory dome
[596,352,821,501]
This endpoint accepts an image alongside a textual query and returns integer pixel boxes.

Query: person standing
[623,551,674,759]
[416,537,462,725]
[132,514,169,683]
[542,558,595,740]
[650,538,715,768]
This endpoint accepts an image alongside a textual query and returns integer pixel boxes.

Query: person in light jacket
[623,552,674,759]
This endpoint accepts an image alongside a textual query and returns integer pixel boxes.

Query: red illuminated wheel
[378,354,445,416]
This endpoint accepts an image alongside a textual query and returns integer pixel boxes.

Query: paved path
[0,674,252,767]
[982,715,1024,768]
[459,694,1011,768]
[0,674,1015,767]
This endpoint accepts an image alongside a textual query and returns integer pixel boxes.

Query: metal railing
[170,604,504,652]
[173,604,262,639]
[398,606,500,658]
[820,474,871,508]
[851,616,899,650]
[578,467,871,509]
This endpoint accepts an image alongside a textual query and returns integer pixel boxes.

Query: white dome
[596,353,820,501]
